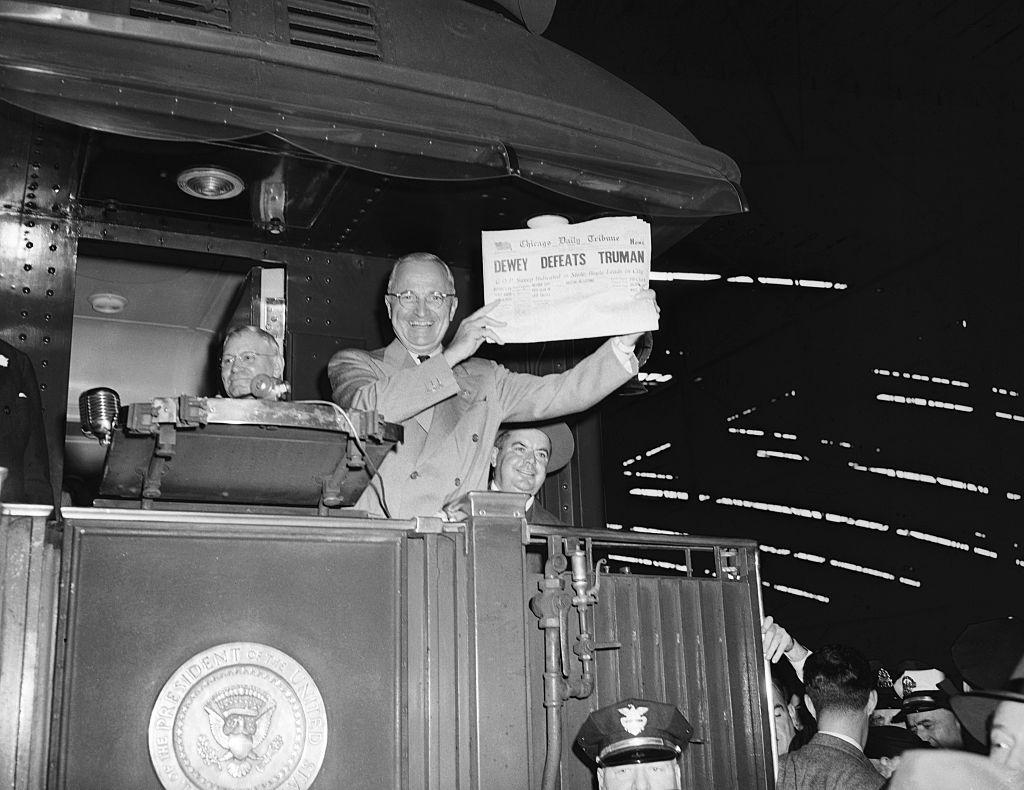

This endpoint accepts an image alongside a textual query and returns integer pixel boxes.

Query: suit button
[472,433,479,442]
[410,471,419,479]
[454,478,461,486]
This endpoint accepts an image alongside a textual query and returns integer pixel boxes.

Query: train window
[63,243,259,502]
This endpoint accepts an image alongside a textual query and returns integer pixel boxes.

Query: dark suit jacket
[777,732,885,790]
[0,340,51,504]
[328,338,634,518]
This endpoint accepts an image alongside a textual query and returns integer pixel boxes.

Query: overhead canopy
[0,0,746,220]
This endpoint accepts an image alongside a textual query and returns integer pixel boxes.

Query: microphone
[249,374,291,400]
[79,387,121,446]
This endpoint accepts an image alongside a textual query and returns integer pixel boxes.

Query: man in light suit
[777,644,885,790]
[328,252,655,519]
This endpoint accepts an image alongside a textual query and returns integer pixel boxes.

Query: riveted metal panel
[526,531,771,790]
[52,512,406,789]
[0,109,82,504]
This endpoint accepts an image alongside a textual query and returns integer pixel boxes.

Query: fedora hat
[499,421,575,472]
[950,652,1024,744]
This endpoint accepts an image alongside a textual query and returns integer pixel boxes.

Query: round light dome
[88,292,128,314]
[176,167,245,200]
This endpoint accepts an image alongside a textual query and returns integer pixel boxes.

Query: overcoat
[0,339,51,505]
[777,733,885,790]
[328,338,634,518]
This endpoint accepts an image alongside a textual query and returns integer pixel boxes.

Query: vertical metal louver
[129,0,232,30]
[287,0,381,59]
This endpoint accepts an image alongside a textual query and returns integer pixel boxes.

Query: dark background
[544,0,1024,671]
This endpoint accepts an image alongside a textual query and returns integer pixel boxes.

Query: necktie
[417,355,430,363]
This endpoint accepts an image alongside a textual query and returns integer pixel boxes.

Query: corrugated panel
[287,0,381,58]
[128,0,232,30]
[530,543,771,790]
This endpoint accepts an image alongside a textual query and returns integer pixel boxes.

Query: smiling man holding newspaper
[327,249,657,519]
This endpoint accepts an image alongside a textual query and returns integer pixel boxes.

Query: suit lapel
[420,364,480,456]
[384,341,435,431]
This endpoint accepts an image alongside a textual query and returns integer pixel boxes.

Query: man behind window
[220,325,286,400]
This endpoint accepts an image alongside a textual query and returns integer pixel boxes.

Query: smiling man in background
[220,325,286,400]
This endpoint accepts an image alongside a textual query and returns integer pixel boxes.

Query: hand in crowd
[762,615,801,663]
[443,301,506,367]
[615,289,660,348]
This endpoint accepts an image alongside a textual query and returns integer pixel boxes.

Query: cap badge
[902,675,917,695]
[878,668,893,688]
[618,704,649,736]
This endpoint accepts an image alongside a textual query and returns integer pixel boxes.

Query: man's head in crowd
[772,680,802,755]
[576,698,692,790]
[220,326,284,398]
[385,252,458,356]
[903,704,963,750]
[893,668,964,750]
[803,644,877,745]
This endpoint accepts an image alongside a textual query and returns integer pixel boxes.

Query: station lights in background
[647,271,848,290]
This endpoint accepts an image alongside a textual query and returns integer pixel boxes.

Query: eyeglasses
[386,291,455,309]
[221,351,276,368]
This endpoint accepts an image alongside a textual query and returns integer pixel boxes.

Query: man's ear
[490,445,499,469]
[804,695,816,720]
[866,688,878,716]
[385,298,393,321]
[449,296,458,321]
[788,694,802,729]
[596,768,606,790]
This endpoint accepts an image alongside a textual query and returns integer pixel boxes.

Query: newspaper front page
[481,217,658,344]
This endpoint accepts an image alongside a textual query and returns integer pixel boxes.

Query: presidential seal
[149,643,327,790]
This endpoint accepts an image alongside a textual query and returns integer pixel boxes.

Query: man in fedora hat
[576,697,693,789]
[489,421,574,525]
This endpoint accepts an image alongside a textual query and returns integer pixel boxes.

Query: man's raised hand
[442,301,507,367]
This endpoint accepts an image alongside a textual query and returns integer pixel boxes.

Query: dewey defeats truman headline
[493,232,648,272]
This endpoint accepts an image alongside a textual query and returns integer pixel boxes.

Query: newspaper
[481,217,658,344]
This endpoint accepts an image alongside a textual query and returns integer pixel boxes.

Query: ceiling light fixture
[176,166,245,200]
[526,214,569,228]
[88,292,128,314]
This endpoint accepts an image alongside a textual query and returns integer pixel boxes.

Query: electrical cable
[296,400,391,518]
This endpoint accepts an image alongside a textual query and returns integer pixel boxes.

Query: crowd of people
[762,615,1024,789]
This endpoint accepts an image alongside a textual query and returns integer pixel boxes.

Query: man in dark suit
[0,338,51,504]
[777,644,885,790]
[490,422,574,526]
[328,252,655,518]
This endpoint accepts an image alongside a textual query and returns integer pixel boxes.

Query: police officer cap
[576,698,693,766]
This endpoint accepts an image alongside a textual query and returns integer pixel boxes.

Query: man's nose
[629,770,652,790]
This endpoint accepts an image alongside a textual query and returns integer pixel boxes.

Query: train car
[0,1,774,787]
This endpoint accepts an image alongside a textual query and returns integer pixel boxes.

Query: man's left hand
[614,289,660,348]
